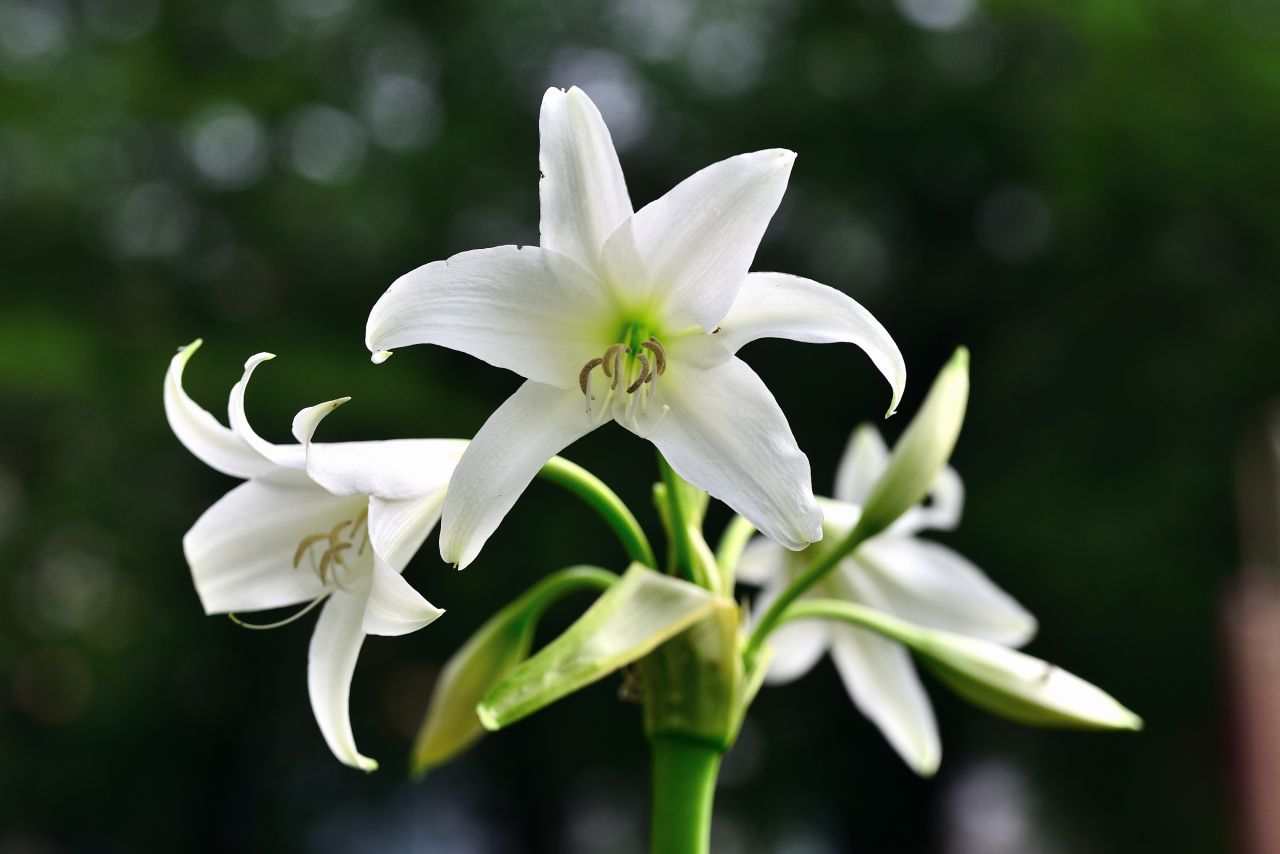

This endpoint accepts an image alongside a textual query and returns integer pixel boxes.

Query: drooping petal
[645,356,823,550]
[226,353,306,470]
[828,622,941,776]
[362,556,444,637]
[292,397,468,500]
[539,86,632,274]
[833,424,889,505]
[164,340,276,480]
[367,492,447,572]
[600,149,795,330]
[734,536,788,586]
[716,273,906,416]
[308,579,378,771]
[851,537,1037,647]
[440,380,595,569]
[365,246,614,388]
[183,474,362,615]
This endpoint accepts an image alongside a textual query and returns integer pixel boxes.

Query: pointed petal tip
[179,338,203,354]
[952,346,970,370]
[244,352,276,369]
[371,350,393,365]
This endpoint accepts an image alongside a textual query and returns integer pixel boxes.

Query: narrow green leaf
[410,566,615,776]
[855,347,969,541]
[478,564,720,730]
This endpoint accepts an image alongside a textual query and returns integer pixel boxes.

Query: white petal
[440,380,595,568]
[308,580,377,771]
[226,353,306,470]
[851,537,1037,647]
[646,356,822,550]
[829,622,940,776]
[292,393,468,500]
[716,273,906,416]
[362,556,444,637]
[367,492,447,572]
[833,424,889,505]
[164,340,276,480]
[539,87,632,274]
[600,149,795,330]
[365,246,614,388]
[183,474,363,614]
[734,535,787,586]
[919,466,964,532]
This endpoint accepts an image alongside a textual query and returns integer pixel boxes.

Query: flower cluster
[167,87,1136,779]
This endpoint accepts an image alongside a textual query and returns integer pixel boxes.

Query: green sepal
[477,563,719,730]
[410,566,616,777]
[855,347,969,542]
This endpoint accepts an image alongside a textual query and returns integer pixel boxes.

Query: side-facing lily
[366,86,906,569]
[165,340,467,770]
[737,424,1036,776]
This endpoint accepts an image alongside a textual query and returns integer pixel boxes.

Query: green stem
[742,516,877,669]
[539,455,657,568]
[656,454,715,589]
[714,515,756,581]
[649,735,722,854]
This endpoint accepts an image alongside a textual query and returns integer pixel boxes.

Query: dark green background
[2,0,1276,850]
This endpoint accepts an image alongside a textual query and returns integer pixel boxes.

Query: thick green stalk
[539,455,657,568]
[649,735,722,854]
[656,454,716,590]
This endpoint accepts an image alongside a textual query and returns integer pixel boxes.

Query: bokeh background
[3,0,1278,850]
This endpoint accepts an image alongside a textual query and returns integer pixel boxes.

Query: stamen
[317,542,353,584]
[328,519,351,542]
[578,358,604,394]
[228,593,328,630]
[626,353,651,394]
[641,338,667,376]
[293,533,330,568]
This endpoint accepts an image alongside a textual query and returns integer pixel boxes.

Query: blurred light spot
[775,827,842,854]
[976,185,1052,263]
[105,183,194,258]
[29,537,113,631]
[686,20,765,97]
[549,49,652,151]
[0,0,70,63]
[609,0,693,62]
[277,0,353,36]
[894,0,978,32]
[362,26,436,81]
[82,0,157,42]
[11,646,92,725]
[564,772,643,854]
[309,785,516,854]
[925,21,1004,84]
[360,74,441,153]
[286,105,365,184]
[811,215,891,294]
[183,103,268,190]
[943,758,1060,854]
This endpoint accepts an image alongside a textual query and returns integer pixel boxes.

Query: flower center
[577,330,670,431]
[292,506,371,590]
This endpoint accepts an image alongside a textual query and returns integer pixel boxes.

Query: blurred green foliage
[2,0,1278,850]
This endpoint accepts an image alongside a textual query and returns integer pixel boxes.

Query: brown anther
[293,533,330,568]
[641,338,667,376]
[626,353,651,393]
[601,344,627,377]
[327,519,351,543]
[578,358,604,394]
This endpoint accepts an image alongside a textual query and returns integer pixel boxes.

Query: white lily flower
[737,424,1036,776]
[366,86,906,568]
[165,340,467,771]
